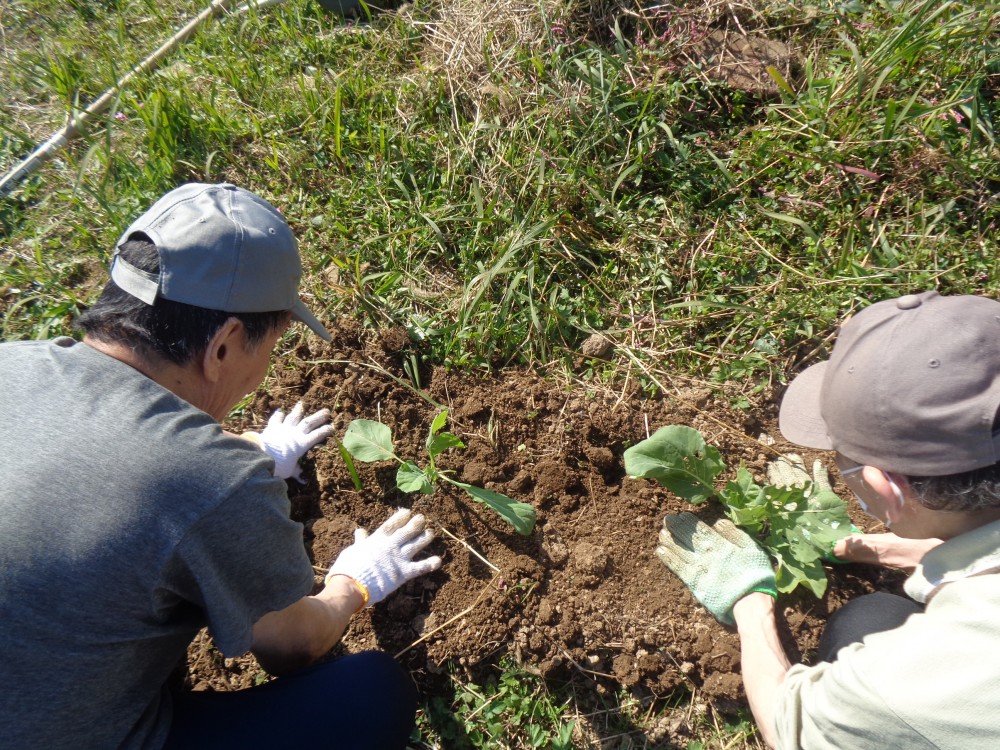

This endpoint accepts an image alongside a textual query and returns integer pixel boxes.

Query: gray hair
[907,458,1000,512]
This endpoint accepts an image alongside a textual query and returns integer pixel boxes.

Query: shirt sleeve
[164,472,315,657]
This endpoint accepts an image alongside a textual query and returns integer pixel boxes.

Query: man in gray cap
[0,183,441,749]
[655,291,1000,748]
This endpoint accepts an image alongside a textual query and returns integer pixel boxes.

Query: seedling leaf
[341,415,537,537]
[342,419,395,462]
[429,409,449,436]
[720,465,767,534]
[398,461,434,494]
[428,432,465,460]
[627,425,853,597]
[623,425,724,504]
[457,482,536,535]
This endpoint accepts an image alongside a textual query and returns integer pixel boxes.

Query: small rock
[580,333,614,360]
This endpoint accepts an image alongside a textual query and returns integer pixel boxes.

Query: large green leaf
[397,461,434,494]
[774,550,828,597]
[623,425,724,504]
[764,486,853,561]
[458,482,536,535]
[342,419,395,462]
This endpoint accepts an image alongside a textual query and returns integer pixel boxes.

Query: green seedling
[342,410,536,536]
[624,425,853,597]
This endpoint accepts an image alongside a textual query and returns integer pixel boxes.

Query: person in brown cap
[659,290,1000,749]
[0,184,440,749]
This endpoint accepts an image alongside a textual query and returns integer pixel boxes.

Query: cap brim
[291,299,333,342]
[778,361,833,450]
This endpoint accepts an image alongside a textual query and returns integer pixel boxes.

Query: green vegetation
[3,0,996,387]
[624,425,853,596]
[414,658,765,749]
[418,660,575,749]
[3,0,996,746]
[342,410,537,534]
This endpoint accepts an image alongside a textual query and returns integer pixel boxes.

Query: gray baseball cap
[111,182,332,342]
[779,291,1000,476]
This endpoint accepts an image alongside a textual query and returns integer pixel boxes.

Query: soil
[185,322,905,731]
[690,28,798,98]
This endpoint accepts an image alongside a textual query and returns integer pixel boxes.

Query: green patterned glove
[656,513,777,626]
[766,453,832,494]
[767,453,860,562]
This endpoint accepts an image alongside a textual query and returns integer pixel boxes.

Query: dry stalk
[559,648,617,680]
[395,571,501,658]
[437,525,501,572]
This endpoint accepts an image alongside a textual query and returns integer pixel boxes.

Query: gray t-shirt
[0,338,315,749]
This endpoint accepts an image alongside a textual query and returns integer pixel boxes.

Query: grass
[2,0,997,745]
[412,658,765,749]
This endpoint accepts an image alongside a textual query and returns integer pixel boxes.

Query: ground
[185,322,905,740]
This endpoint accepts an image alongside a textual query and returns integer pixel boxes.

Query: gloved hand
[767,453,860,562]
[656,512,776,626]
[325,508,442,607]
[766,453,832,494]
[244,402,333,483]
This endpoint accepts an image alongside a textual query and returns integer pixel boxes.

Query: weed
[417,659,575,750]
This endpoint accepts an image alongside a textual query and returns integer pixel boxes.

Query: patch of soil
[689,29,798,98]
[187,322,904,719]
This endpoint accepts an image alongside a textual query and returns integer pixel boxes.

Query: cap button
[896,294,922,310]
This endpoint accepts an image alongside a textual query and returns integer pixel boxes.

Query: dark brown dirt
[186,321,905,722]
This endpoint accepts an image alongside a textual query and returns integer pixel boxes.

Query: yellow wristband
[242,431,264,449]
[326,574,369,612]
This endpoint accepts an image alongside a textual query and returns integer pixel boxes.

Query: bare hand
[832,532,943,572]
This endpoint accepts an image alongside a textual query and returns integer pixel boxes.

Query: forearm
[251,576,364,676]
[733,593,792,750]
[832,533,942,571]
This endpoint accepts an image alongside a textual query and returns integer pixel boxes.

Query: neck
[904,501,1000,541]
[83,336,222,421]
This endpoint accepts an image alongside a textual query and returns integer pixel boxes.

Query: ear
[201,317,244,383]
[862,466,909,524]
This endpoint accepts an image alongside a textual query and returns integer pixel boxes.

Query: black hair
[75,236,290,366]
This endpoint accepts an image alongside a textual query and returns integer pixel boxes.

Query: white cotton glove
[244,402,333,482]
[325,508,442,607]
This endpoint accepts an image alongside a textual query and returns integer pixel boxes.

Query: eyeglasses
[834,453,865,481]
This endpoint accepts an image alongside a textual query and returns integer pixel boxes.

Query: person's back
[2,183,440,750]
[0,337,310,748]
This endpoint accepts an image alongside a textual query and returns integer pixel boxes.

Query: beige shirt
[774,519,1000,749]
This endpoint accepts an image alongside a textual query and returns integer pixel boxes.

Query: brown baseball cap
[779,291,1000,476]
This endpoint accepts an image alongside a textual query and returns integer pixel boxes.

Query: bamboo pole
[0,0,251,199]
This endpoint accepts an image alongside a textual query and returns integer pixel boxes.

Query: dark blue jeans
[816,591,923,662]
[165,650,416,749]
